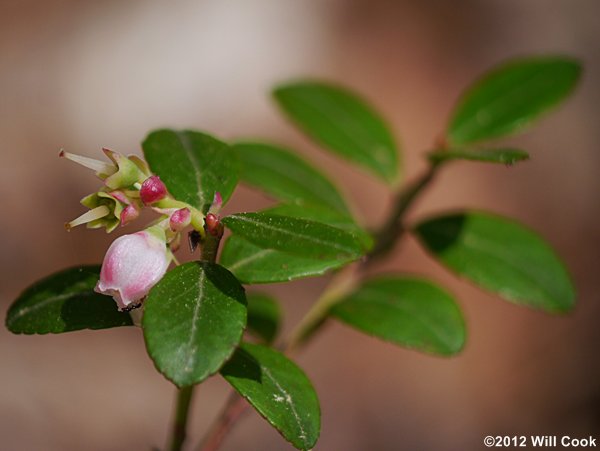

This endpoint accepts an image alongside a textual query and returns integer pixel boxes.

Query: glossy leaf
[448,57,581,144]
[222,213,364,261]
[428,148,529,165]
[265,204,373,251]
[142,129,239,212]
[274,81,400,183]
[234,142,350,214]
[6,266,132,334]
[246,293,281,344]
[331,277,465,355]
[414,211,575,313]
[221,343,320,450]
[221,236,352,284]
[143,262,246,387]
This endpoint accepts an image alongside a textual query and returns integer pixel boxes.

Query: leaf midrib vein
[456,232,556,302]
[230,215,356,255]
[262,365,309,448]
[176,131,205,208]
[183,270,205,373]
[8,291,91,326]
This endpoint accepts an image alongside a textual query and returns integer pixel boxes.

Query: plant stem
[196,161,444,451]
[284,263,359,354]
[285,161,443,351]
[169,386,195,451]
[368,161,441,261]
[197,391,249,451]
[200,232,221,263]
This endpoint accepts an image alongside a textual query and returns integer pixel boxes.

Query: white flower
[95,228,170,311]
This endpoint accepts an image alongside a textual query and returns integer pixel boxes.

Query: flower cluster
[62,148,220,311]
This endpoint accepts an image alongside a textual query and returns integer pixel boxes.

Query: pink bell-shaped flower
[95,227,170,311]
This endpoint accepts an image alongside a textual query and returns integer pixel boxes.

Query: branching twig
[196,160,445,451]
[197,392,250,451]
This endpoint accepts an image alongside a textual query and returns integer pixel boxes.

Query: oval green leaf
[234,142,350,215]
[6,266,132,334]
[331,277,465,355]
[222,213,364,261]
[142,129,239,212]
[273,81,400,184]
[265,204,373,251]
[448,56,582,144]
[428,148,529,165]
[246,293,281,344]
[221,343,320,450]
[221,235,351,284]
[143,262,247,387]
[414,211,575,313]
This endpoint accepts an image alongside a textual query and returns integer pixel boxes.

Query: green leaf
[265,204,373,251]
[143,262,247,387]
[246,293,281,344]
[448,56,582,144]
[142,129,239,212]
[234,142,350,214]
[220,236,351,284]
[414,211,575,313]
[6,266,132,334]
[222,213,364,261]
[221,343,320,450]
[331,277,465,355]
[273,81,400,183]
[428,148,529,165]
[221,205,372,284]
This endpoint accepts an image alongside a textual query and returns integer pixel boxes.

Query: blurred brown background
[1,1,599,450]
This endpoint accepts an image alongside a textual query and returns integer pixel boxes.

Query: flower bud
[120,204,140,226]
[110,190,141,226]
[205,213,223,238]
[95,227,170,311]
[169,208,191,232]
[208,191,223,214]
[140,175,168,205]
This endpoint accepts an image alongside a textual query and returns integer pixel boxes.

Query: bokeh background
[1,1,599,450]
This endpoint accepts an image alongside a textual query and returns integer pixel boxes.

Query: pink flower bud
[208,191,223,214]
[140,175,168,205]
[169,208,191,232]
[205,213,224,238]
[95,229,170,311]
[110,190,130,205]
[120,204,140,226]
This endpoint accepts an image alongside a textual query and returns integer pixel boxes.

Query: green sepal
[80,191,124,232]
[104,151,147,189]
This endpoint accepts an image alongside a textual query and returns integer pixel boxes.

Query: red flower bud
[169,208,191,232]
[140,176,168,205]
[205,213,223,238]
